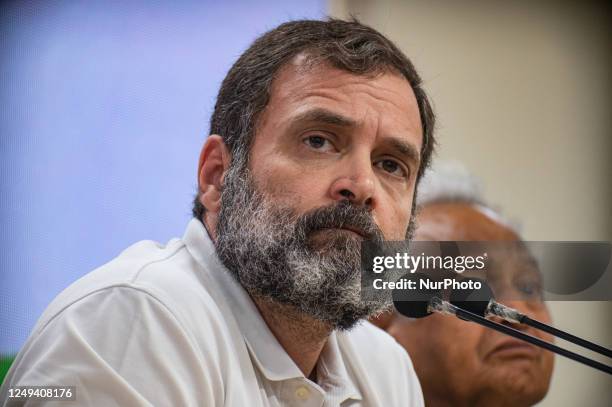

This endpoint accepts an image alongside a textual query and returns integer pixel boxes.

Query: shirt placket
[279,378,325,407]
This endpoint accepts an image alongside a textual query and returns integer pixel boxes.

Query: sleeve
[1,286,223,407]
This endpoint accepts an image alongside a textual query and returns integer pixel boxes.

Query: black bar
[521,316,612,359]
[454,308,612,375]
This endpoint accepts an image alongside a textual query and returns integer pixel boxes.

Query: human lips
[319,226,369,240]
[487,338,541,360]
[339,226,367,238]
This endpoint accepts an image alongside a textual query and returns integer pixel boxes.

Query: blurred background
[1,0,610,405]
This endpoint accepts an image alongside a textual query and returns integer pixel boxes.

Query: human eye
[302,134,336,152]
[374,158,408,179]
[514,278,543,300]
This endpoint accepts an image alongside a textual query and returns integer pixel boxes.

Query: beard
[214,162,416,330]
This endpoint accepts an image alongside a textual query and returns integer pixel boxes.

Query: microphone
[392,273,441,318]
[392,276,612,375]
[450,278,612,359]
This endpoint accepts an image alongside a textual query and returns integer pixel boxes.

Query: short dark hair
[193,18,436,220]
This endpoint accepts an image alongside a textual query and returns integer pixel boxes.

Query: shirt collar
[182,219,302,381]
[317,331,362,401]
[183,219,362,401]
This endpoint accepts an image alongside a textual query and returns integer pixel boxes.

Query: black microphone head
[449,277,494,317]
[392,273,442,318]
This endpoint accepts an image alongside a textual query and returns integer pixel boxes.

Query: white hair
[417,161,484,207]
[417,161,521,233]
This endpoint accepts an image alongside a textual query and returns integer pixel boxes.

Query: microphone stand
[429,297,612,375]
[486,300,612,359]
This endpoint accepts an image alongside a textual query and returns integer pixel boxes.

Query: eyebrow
[290,108,357,128]
[382,137,421,167]
[290,107,421,164]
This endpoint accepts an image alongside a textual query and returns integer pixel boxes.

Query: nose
[488,313,530,332]
[490,299,546,332]
[329,158,376,209]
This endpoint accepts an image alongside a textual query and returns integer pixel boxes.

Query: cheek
[398,317,486,366]
[254,157,334,210]
[375,197,414,240]
[394,318,489,398]
[444,319,489,362]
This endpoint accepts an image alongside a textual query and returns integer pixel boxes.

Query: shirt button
[295,386,310,400]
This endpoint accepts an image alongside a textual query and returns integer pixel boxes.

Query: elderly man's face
[387,203,554,406]
[248,59,423,241]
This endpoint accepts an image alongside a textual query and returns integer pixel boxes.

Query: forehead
[416,203,541,286]
[416,203,519,241]
[259,57,423,144]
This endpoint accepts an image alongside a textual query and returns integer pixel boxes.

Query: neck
[253,296,332,378]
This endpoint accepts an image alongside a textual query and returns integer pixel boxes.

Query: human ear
[197,135,231,215]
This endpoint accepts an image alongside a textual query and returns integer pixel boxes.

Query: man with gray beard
[1,19,435,406]
[215,167,390,330]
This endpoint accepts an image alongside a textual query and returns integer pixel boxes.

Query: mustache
[294,200,385,242]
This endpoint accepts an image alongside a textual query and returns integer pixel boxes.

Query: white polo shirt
[1,219,423,406]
